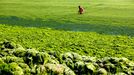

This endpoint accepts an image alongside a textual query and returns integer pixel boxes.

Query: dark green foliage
[0,63,13,75]
[13,49,26,57]
[1,56,24,63]
[85,63,96,74]
[18,63,30,75]
[2,41,16,49]
[97,68,107,75]
[0,58,4,64]
[61,52,82,63]
[0,41,134,75]
[45,63,75,75]
[23,49,50,68]
[0,63,23,75]
[74,61,86,74]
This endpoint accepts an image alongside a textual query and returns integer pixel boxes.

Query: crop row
[0,41,134,75]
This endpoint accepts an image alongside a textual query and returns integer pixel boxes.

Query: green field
[0,0,134,74]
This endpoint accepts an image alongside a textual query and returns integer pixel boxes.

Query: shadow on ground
[0,15,134,36]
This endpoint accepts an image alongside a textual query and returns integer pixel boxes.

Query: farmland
[0,0,134,74]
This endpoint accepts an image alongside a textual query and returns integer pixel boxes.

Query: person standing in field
[78,6,84,14]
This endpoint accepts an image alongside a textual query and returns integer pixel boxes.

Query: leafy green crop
[0,24,134,61]
[0,41,134,75]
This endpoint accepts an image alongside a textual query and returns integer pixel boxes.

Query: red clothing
[79,7,84,14]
